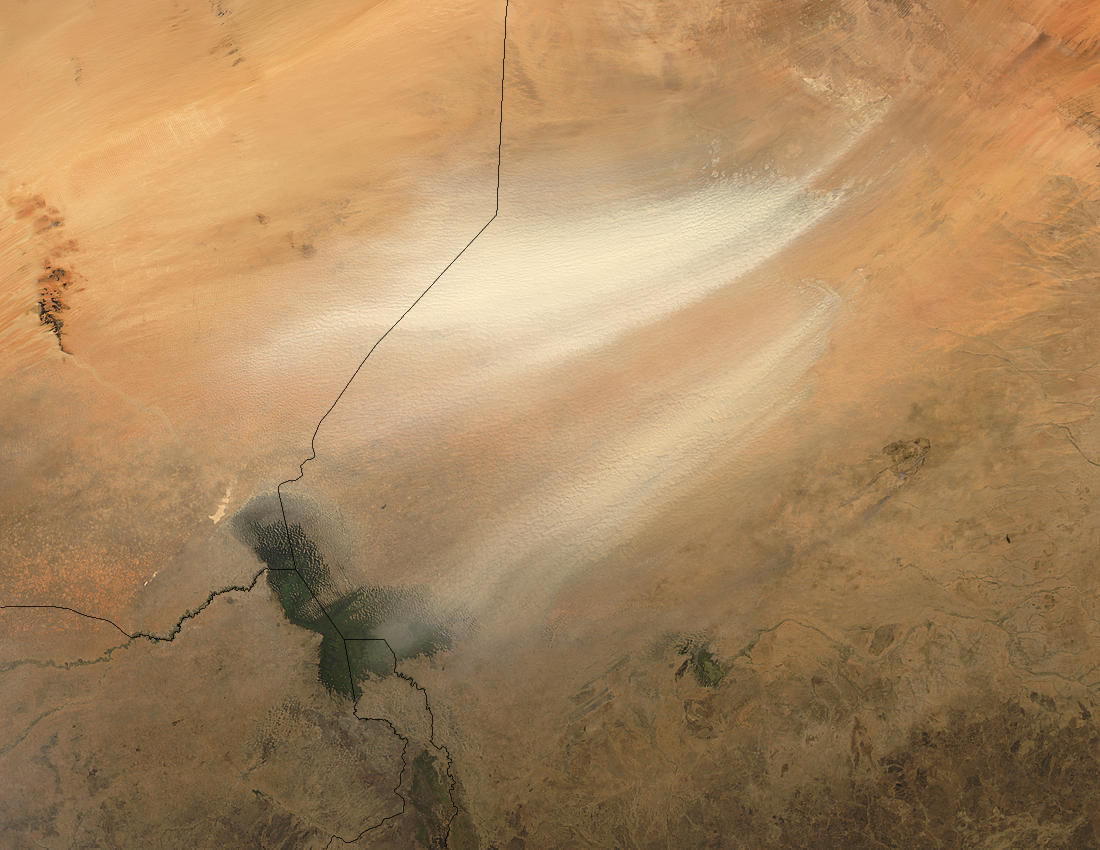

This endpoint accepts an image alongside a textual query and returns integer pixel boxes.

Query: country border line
[273,0,508,842]
[1,2,509,845]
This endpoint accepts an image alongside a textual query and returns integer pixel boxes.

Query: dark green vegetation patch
[676,638,726,688]
[409,748,453,847]
[249,520,450,698]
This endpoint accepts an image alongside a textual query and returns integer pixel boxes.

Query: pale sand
[4,0,1100,845]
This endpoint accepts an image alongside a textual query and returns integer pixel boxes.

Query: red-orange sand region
[3,0,1100,846]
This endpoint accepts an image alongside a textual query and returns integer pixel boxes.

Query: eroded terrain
[3,0,1100,846]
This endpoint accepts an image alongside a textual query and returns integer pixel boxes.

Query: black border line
[273,0,508,841]
[2,2,509,845]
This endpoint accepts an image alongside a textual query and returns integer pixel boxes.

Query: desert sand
[3,0,1100,846]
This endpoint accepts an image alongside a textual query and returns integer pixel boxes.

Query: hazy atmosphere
[4,0,1100,846]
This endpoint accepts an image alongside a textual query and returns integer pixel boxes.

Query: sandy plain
[3,0,1100,846]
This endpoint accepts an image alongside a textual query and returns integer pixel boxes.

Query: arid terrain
[3,0,1100,846]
